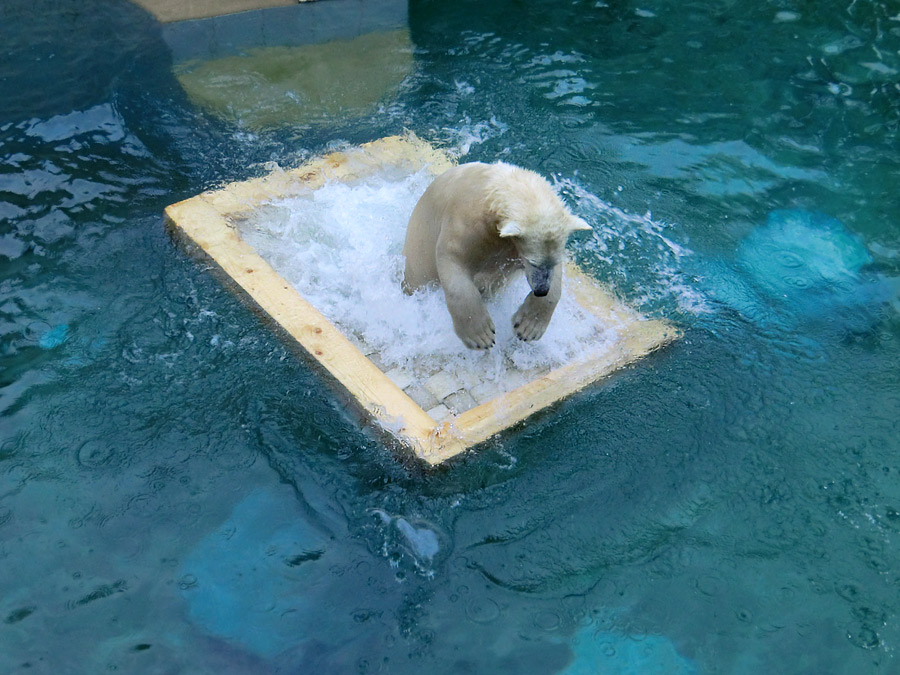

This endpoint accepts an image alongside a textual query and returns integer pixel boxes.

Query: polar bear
[402,162,591,349]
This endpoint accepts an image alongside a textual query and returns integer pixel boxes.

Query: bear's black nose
[527,264,552,297]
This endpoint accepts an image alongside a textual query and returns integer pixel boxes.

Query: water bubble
[828,82,853,97]
[533,610,561,631]
[178,574,198,590]
[783,276,811,289]
[77,439,114,468]
[466,597,501,624]
[774,251,804,268]
[847,626,881,650]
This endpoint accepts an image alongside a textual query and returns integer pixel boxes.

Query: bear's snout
[525,263,553,297]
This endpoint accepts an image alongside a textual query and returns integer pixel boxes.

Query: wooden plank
[165,135,679,465]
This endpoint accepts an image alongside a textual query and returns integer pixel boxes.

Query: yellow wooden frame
[165,135,679,465]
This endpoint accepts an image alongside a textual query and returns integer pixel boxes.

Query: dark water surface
[2,1,899,673]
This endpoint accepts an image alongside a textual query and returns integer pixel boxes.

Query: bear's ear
[498,221,522,238]
[569,216,592,232]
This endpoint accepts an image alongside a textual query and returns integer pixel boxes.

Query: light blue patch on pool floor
[179,488,333,659]
[38,324,69,349]
[699,209,899,332]
[559,623,697,675]
[737,209,871,300]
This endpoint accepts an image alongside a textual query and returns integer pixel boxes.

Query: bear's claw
[513,308,551,342]
[457,313,496,350]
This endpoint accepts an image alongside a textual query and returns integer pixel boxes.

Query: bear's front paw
[513,306,551,342]
[456,313,496,350]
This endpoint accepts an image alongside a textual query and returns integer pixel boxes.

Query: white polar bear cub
[402,162,591,350]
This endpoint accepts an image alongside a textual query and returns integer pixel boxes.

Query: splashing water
[371,508,446,577]
[441,115,510,158]
[555,177,710,317]
[237,170,619,382]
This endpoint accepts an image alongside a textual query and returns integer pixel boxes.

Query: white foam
[236,171,617,384]
[440,115,509,158]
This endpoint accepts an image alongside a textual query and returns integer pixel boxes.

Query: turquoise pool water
[2,0,899,672]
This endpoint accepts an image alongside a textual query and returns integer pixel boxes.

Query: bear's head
[499,214,591,296]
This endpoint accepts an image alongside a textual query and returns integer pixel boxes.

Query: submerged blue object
[737,210,871,300]
[560,624,697,675]
[38,324,69,349]
[395,517,441,561]
[699,209,885,332]
[179,489,331,659]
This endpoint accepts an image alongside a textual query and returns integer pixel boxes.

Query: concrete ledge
[134,0,311,24]
[152,0,411,131]
[158,0,408,62]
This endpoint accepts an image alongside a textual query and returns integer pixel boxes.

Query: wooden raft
[165,135,679,465]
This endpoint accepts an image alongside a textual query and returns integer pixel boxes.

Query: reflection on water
[175,31,414,131]
[1,0,899,673]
